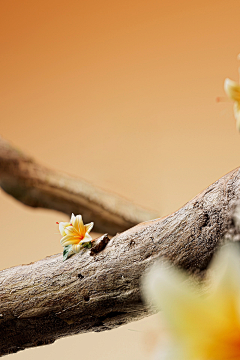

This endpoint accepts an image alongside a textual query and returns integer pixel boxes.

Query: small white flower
[57,214,94,259]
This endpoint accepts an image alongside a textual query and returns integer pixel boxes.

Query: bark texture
[1,167,240,356]
[0,137,158,235]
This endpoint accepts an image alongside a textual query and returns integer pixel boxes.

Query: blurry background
[1,0,240,358]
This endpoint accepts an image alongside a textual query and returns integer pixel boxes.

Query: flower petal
[233,101,240,131]
[85,222,94,234]
[60,235,80,247]
[59,222,71,236]
[80,233,92,243]
[70,213,76,224]
[72,244,81,253]
[207,244,240,326]
[64,225,78,236]
[224,78,240,102]
[73,215,85,235]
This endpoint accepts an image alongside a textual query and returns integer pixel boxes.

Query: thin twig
[0,137,158,234]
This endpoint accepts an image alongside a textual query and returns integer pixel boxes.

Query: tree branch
[1,166,240,356]
[0,137,158,234]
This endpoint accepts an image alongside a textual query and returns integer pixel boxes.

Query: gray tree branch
[1,166,240,356]
[0,137,158,234]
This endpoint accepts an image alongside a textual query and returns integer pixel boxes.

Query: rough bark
[0,136,158,235]
[1,166,240,357]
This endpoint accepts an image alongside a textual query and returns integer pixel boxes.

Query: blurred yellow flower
[58,214,94,259]
[143,245,240,360]
[224,78,240,131]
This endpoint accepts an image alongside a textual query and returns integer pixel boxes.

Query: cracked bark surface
[1,166,240,356]
[0,136,158,235]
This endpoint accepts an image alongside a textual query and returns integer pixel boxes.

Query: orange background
[1,0,240,359]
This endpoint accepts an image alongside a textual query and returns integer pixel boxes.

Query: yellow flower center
[205,328,240,360]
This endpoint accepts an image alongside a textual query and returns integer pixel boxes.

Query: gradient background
[1,0,240,359]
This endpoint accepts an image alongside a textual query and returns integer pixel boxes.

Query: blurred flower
[224,78,240,131]
[58,213,94,260]
[143,244,240,360]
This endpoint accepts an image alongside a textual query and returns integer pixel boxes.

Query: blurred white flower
[224,78,240,131]
[143,244,240,360]
[57,213,94,260]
